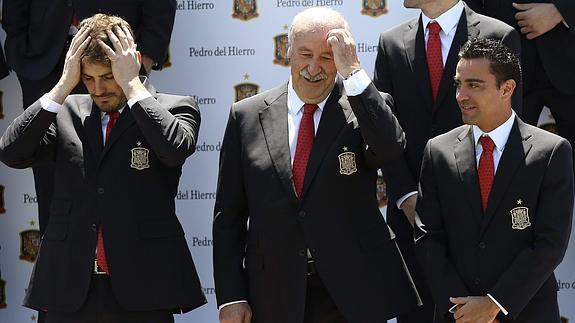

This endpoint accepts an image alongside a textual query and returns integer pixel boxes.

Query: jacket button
[91,224,97,232]
[298,250,306,257]
[478,242,486,249]
[474,278,481,285]
[97,187,105,194]
[298,211,306,218]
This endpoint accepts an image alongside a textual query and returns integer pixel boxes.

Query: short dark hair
[79,14,134,65]
[458,38,521,88]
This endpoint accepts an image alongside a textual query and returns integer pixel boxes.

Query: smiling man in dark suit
[0,14,205,322]
[415,37,573,323]
[464,0,575,167]
[373,1,519,321]
[213,7,419,323]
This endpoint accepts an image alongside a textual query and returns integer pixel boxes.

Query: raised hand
[48,26,91,104]
[326,28,361,79]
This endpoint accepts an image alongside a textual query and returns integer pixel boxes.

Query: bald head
[288,7,349,57]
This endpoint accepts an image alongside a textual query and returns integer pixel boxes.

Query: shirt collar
[287,76,328,115]
[421,0,464,37]
[472,110,516,152]
[100,106,126,119]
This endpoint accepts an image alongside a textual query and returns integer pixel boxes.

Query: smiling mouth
[460,106,476,111]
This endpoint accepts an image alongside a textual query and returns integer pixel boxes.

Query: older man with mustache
[213,7,420,323]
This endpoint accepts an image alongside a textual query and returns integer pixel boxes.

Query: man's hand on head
[97,25,147,100]
[48,26,91,104]
[326,28,361,79]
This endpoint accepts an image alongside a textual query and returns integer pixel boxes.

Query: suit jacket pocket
[138,219,185,239]
[43,222,68,241]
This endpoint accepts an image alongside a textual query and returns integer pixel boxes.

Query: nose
[93,79,105,96]
[455,86,468,103]
[307,58,322,76]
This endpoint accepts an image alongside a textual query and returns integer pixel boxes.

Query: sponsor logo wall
[1,1,574,322]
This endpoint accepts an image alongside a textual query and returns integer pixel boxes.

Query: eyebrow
[81,72,114,78]
[453,77,486,83]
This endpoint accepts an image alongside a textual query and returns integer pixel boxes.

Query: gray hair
[287,7,350,57]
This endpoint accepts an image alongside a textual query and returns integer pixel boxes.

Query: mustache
[300,68,327,82]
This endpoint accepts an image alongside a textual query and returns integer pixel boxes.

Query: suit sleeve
[0,100,56,168]
[415,139,470,316]
[130,95,200,167]
[138,0,177,68]
[554,0,575,33]
[212,107,249,307]
[346,83,406,168]
[488,138,574,318]
[373,33,418,202]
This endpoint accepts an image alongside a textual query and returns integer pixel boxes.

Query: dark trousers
[304,273,347,323]
[45,275,174,323]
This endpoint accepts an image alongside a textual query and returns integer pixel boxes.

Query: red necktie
[426,21,443,101]
[293,104,318,198]
[478,136,495,211]
[96,111,120,274]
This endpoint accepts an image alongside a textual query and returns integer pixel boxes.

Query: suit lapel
[405,17,434,111]
[83,102,104,161]
[481,119,532,235]
[434,7,480,109]
[98,107,135,166]
[300,81,352,200]
[454,126,483,224]
[259,85,298,201]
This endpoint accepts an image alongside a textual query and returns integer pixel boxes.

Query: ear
[136,51,142,65]
[501,79,516,98]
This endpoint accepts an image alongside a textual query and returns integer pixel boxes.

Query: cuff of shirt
[396,191,418,210]
[127,92,153,108]
[218,300,248,311]
[40,94,63,113]
[342,69,371,96]
[487,293,508,316]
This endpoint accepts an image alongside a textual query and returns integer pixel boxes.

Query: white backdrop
[1,1,574,322]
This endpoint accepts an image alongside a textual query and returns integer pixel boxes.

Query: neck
[421,0,459,19]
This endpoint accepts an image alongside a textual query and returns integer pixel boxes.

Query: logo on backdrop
[20,228,41,263]
[0,185,5,214]
[232,0,258,21]
[361,0,388,17]
[376,171,388,208]
[0,278,6,309]
[0,91,4,119]
[235,73,259,102]
[274,33,290,66]
[561,317,568,323]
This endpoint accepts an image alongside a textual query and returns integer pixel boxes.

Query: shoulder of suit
[470,8,516,32]
[379,17,417,41]
[431,124,470,145]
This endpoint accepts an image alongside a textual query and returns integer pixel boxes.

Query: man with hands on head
[213,7,419,323]
[415,38,573,323]
[0,14,206,323]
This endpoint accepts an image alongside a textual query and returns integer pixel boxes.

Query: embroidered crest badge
[338,148,357,175]
[361,0,388,17]
[19,229,41,262]
[130,142,150,170]
[232,0,258,21]
[510,206,531,230]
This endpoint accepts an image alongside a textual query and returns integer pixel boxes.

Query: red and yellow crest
[273,34,290,67]
[232,0,259,21]
[361,0,388,17]
[20,229,41,262]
